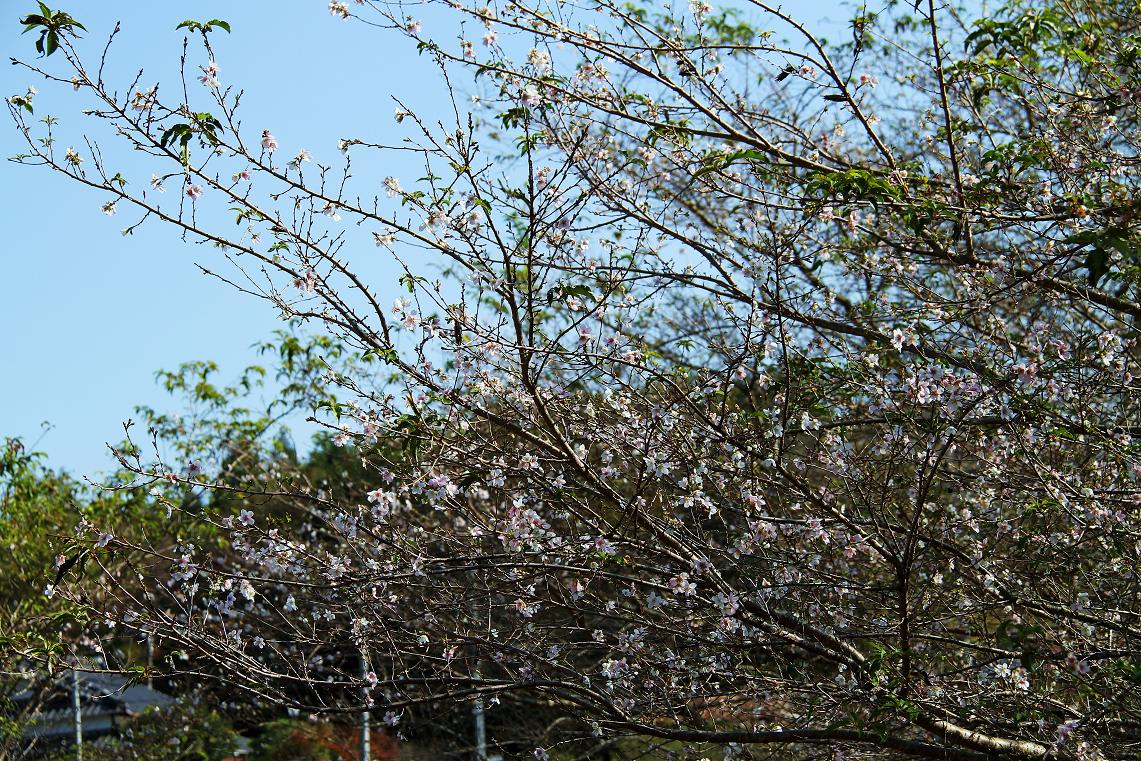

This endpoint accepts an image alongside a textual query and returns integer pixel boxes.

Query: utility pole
[470,568,490,761]
[71,668,83,761]
[146,634,154,689]
[473,695,487,761]
[359,655,370,761]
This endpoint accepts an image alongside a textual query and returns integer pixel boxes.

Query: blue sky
[0,1,442,477]
[1,0,851,477]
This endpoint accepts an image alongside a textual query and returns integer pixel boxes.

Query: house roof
[15,670,176,739]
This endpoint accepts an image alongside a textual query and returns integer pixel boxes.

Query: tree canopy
[7,0,1141,759]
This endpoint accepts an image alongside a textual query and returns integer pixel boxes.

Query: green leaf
[694,147,766,178]
[207,19,231,33]
[159,123,191,149]
[1066,227,1140,286]
[1084,247,1110,286]
[1065,230,1100,247]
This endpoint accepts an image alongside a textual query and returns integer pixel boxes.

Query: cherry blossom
[14,1,1141,758]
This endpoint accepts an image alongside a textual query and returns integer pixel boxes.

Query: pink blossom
[198,61,220,88]
[521,86,541,107]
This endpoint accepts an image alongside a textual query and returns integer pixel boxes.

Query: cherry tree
[9,0,1141,758]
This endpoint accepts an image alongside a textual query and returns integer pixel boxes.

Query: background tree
[8,0,1141,759]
